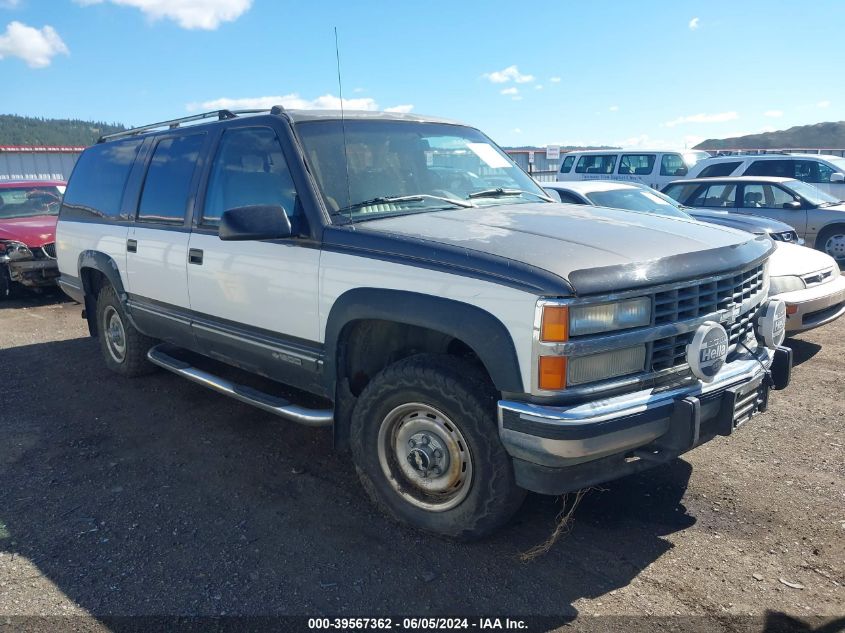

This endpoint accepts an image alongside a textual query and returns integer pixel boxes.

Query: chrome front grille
[650,265,766,372]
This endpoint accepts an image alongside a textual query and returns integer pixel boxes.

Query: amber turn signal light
[538,355,567,391]
[541,306,569,342]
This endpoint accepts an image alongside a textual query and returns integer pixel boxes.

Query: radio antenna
[334,27,353,227]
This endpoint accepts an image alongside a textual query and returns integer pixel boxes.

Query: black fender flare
[77,250,128,336]
[323,288,525,395]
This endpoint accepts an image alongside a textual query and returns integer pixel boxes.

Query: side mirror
[543,188,562,202]
[830,172,845,184]
[782,200,802,210]
[219,205,292,241]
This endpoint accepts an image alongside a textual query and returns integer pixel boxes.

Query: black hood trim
[567,235,775,296]
[321,226,575,297]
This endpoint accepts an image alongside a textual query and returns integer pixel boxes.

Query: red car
[0,180,65,298]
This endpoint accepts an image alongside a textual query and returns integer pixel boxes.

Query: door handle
[127,239,137,253]
[189,248,204,265]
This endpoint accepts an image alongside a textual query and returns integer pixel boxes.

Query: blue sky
[0,0,842,148]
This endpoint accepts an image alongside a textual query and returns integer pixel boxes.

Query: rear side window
[662,183,702,204]
[575,154,616,174]
[745,159,792,178]
[137,134,205,224]
[61,139,142,221]
[618,154,655,175]
[560,155,575,173]
[697,161,742,178]
[692,183,737,207]
[660,154,687,177]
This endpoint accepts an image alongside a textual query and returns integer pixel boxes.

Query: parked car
[661,176,845,263]
[543,180,802,243]
[556,149,711,190]
[543,181,844,334]
[684,153,845,198]
[57,108,790,539]
[769,242,845,333]
[0,180,64,298]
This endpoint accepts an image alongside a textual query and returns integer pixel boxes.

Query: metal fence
[0,146,84,182]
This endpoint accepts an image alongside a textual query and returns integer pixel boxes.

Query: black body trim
[566,235,774,296]
[324,288,524,394]
[322,225,574,297]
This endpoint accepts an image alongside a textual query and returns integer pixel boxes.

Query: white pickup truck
[56,108,792,539]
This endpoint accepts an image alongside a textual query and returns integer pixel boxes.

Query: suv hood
[0,215,57,247]
[355,202,773,295]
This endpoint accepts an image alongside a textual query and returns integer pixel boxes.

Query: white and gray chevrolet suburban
[56,108,792,539]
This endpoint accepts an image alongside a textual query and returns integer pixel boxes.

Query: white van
[557,149,711,189]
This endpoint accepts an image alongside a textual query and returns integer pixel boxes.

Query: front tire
[816,224,845,265]
[350,354,525,540]
[96,285,156,377]
[0,265,10,300]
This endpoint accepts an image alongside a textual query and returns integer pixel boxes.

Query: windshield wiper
[468,188,555,202]
[332,194,474,216]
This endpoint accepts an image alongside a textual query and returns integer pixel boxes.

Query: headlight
[770,230,800,243]
[0,240,33,261]
[568,297,651,337]
[567,346,646,386]
[769,275,805,295]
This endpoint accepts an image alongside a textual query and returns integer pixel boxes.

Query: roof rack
[97,107,285,143]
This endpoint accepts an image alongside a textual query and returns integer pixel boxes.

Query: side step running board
[147,344,333,427]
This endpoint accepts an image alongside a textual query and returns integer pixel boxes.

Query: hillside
[694,121,845,150]
[0,114,126,146]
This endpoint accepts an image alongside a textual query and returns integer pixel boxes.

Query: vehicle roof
[562,148,698,155]
[699,153,843,162]
[667,176,793,185]
[545,180,642,193]
[284,109,466,126]
[0,180,66,188]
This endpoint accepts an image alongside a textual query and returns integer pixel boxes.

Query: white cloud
[384,104,414,114]
[75,0,252,30]
[535,84,543,90]
[0,21,68,68]
[187,93,379,112]
[818,100,831,108]
[500,87,518,95]
[664,111,739,127]
[512,128,522,134]
[549,76,561,83]
[0,0,22,9]
[609,105,619,112]
[763,110,783,118]
[483,64,534,84]
[688,17,700,30]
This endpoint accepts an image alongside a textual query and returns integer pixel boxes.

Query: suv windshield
[0,186,63,219]
[786,179,841,205]
[295,120,548,222]
[585,187,690,219]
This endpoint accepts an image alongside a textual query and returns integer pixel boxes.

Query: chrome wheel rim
[104,306,127,363]
[824,233,845,262]
[377,403,473,512]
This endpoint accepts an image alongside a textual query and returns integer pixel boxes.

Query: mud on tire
[350,353,525,540]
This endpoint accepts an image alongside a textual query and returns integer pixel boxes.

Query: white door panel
[126,226,190,307]
[187,233,320,341]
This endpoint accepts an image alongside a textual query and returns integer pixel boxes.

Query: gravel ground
[0,290,842,632]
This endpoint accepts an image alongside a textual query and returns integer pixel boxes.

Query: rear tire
[350,354,525,540]
[96,285,156,377]
[816,224,845,266]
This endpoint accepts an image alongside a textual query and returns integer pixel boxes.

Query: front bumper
[498,345,792,495]
[774,275,845,333]
[6,258,59,288]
